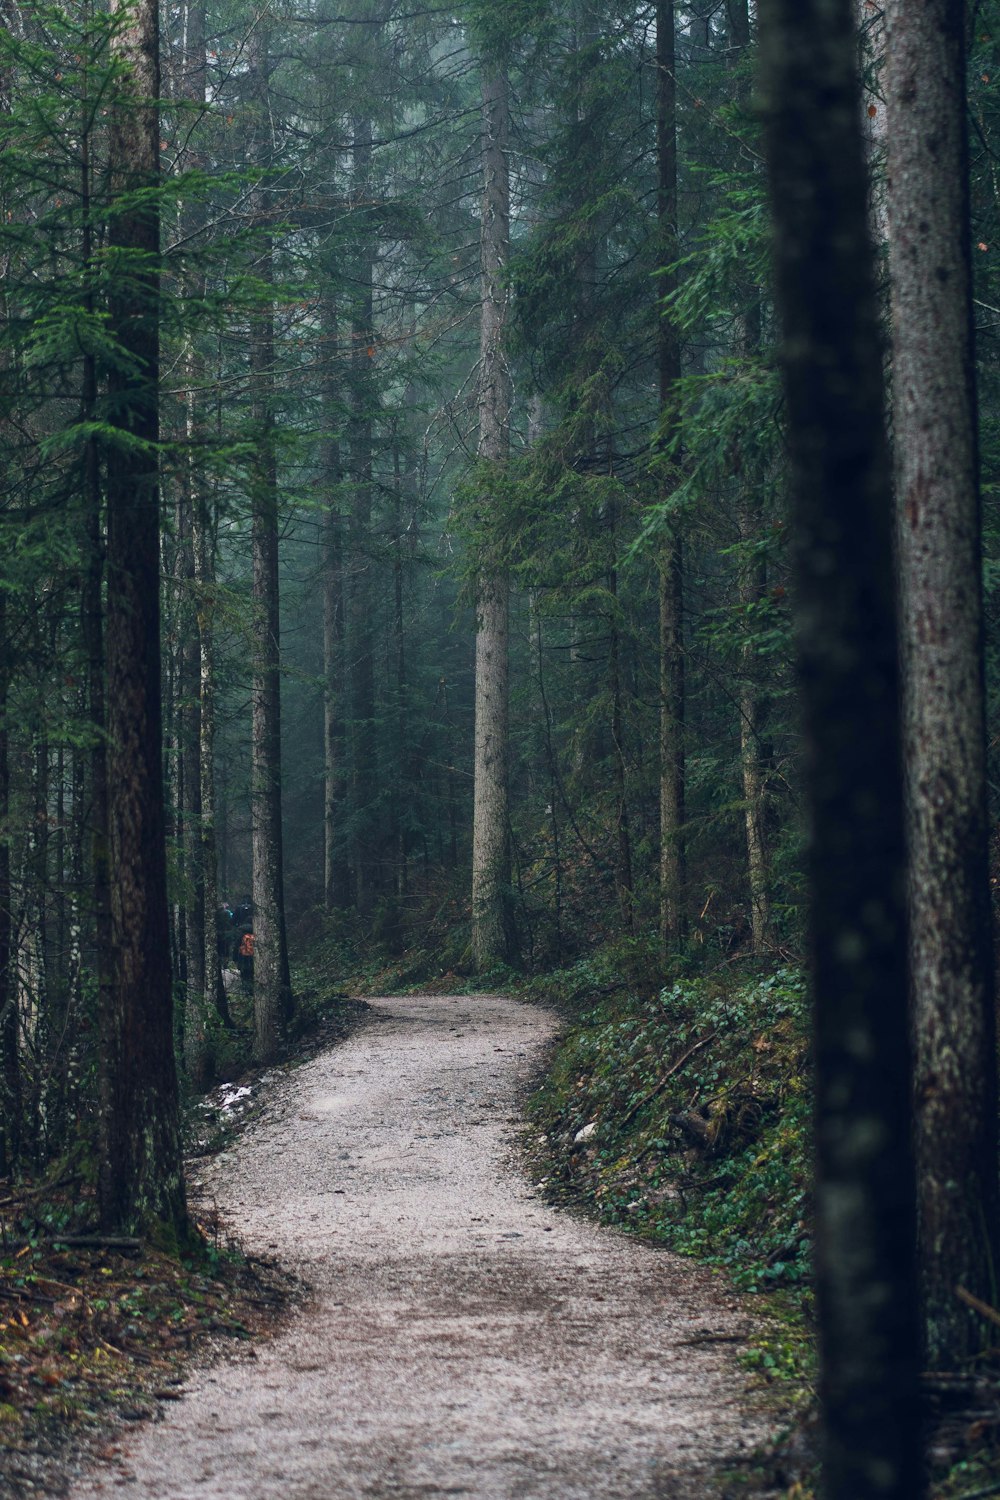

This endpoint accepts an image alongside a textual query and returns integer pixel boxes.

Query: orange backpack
[239,932,254,958]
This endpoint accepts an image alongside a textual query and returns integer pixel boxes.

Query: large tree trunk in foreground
[885,0,1000,1371]
[759,1,922,1496]
[101,0,186,1240]
[471,61,515,972]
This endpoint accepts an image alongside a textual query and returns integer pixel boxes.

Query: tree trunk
[759,1,922,1495]
[471,61,515,971]
[726,0,775,955]
[0,5,17,1179]
[177,491,208,1081]
[607,498,633,932]
[322,294,349,911]
[347,115,379,916]
[0,595,16,1177]
[80,114,114,1197]
[101,0,186,1240]
[177,0,224,1077]
[885,0,1000,1371]
[249,23,293,1063]
[390,420,408,900]
[656,0,686,954]
[734,320,774,954]
[193,487,229,1039]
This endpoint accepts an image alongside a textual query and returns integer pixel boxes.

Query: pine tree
[885,0,1000,1370]
[101,0,187,1239]
[759,0,922,1493]
[471,57,516,971]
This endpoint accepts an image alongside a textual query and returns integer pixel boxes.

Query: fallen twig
[0,1175,77,1211]
[957,1285,1000,1331]
[0,1283,56,1305]
[53,1235,142,1253]
[619,1031,720,1132]
[675,1331,746,1347]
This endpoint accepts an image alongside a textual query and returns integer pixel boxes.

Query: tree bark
[101,0,186,1240]
[249,23,293,1063]
[726,0,775,955]
[759,1,922,1494]
[0,26,19,1175]
[193,487,229,1037]
[0,595,16,1176]
[177,0,226,1076]
[471,60,515,971]
[656,0,686,954]
[322,295,349,911]
[347,115,379,916]
[177,490,207,1079]
[80,97,114,1194]
[885,0,1000,1371]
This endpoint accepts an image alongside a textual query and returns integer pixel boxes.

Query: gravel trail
[70,992,770,1500]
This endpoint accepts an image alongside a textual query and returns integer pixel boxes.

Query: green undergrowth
[525,951,816,1404]
[294,899,524,998]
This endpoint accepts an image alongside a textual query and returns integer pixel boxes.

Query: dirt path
[69,993,771,1500]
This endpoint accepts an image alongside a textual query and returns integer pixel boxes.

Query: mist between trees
[0,0,997,1494]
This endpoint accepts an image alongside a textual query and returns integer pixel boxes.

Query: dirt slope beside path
[69,993,770,1500]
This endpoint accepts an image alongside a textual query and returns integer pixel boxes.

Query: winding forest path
[70,993,770,1500]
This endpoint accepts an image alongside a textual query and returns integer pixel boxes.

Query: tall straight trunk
[101,0,186,1239]
[759,2,922,1495]
[885,0,1000,1370]
[80,125,113,1189]
[249,25,293,1062]
[193,491,229,1033]
[391,420,408,899]
[607,497,633,932]
[177,0,222,1079]
[322,294,349,910]
[0,21,17,1176]
[347,115,378,916]
[656,0,686,953]
[728,0,774,954]
[471,61,515,971]
[55,743,66,1003]
[163,589,183,994]
[25,738,50,1160]
[0,596,16,1176]
[177,492,207,1073]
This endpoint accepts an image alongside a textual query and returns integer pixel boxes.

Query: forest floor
[36,991,781,1500]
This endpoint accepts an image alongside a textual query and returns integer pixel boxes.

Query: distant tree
[321,290,349,912]
[884,0,1000,1369]
[471,55,516,971]
[759,0,922,1495]
[346,107,379,917]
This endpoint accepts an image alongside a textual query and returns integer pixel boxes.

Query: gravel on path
[68,992,772,1500]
